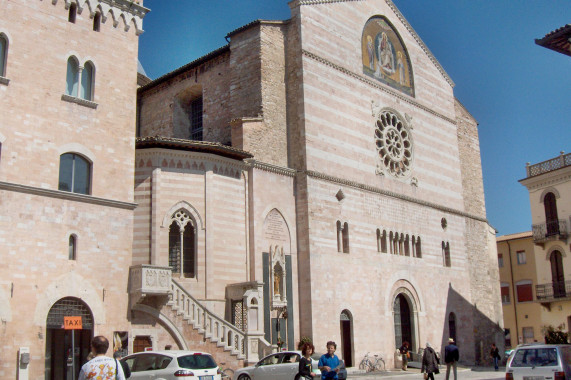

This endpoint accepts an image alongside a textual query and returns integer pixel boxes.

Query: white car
[233,351,320,380]
[122,350,222,380]
[505,344,571,380]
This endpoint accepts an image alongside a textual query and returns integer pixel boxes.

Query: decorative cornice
[303,170,488,223]
[302,50,457,125]
[384,0,454,88]
[0,181,137,210]
[246,159,298,177]
[136,149,251,172]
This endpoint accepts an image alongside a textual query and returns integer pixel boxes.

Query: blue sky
[138,1,571,237]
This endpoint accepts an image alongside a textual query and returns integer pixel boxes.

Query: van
[505,344,571,380]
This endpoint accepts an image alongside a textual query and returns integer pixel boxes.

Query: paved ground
[347,366,505,380]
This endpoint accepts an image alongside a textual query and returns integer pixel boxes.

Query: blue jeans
[493,357,499,370]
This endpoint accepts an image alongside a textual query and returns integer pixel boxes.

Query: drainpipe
[506,240,519,346]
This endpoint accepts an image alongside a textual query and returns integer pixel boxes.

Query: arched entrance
[394,294,414,350]
[45,297,94,380]
[340,310,353,367]
[550,250,565,298]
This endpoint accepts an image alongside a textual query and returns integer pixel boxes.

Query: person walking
[298,342,316,379]
[113,351,131,379]
[399,341,410,371]
[79,336,125,380]
[444,338,459,380]
[421,342,440,380]
[318,341,341,380]
[490,343,500,371]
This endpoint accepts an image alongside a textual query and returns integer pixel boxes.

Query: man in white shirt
[79,335,125,380]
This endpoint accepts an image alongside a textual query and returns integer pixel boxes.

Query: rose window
[374,110,413,178]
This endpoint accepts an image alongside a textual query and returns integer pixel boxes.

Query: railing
[536,280,571,301]
[526,152,571,178]
[170,279,246,358]
[532,219,568,242]
[129,265,172,296]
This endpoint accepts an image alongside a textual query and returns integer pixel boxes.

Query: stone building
[0,0,503,378]
[0,0,147,379]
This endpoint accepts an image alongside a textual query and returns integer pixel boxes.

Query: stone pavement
[346,365,505,379]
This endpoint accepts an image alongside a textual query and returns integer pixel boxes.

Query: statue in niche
[273,263,283,298]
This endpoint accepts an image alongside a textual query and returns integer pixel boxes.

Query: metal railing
[536,280,571,300]
[532,219,568,242]
[526,152,571,178]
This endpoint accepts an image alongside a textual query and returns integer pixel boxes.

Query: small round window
[374,109,413,178]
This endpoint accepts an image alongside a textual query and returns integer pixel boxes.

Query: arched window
[66,56,79,97]
[376,229,381,252]
[448,312,457,343]
[93,12,101,32]
[443,241,451,267]
[0,33,7,78]
[381,230,387,253]
[68,3,77,23]
[342,222,349,253]
[80,61,94,100]
[544,192,559,236]
[168,210,196,278]
[68,234,77,260]
[415,237,422,258]
[550,250,565,298]
[389,231,394,254]
[336,221,342,252]
[404,234,410,256]
[58,153,91,194]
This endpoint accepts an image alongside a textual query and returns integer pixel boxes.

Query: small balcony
[532,219,568,245]
[536,280,571,306]
[129,265,172,304]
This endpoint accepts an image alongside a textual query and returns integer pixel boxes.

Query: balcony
[525,151,571,178]
[129,265,172,304]
[532,219,568,245]
[536,280,571,308]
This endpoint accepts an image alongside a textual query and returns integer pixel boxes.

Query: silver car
[122,350,222,380]
[505,344,571,380]
[233,351,320,380]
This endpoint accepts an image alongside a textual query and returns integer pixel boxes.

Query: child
[299,342,316,379]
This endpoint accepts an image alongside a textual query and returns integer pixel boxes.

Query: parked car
[122,350,222,380]
[233,351,322,380]
[505,343,571,380]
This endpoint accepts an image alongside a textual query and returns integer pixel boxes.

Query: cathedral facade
[0,0,503,378]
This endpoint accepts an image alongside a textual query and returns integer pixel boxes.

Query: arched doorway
[45,297,94,380]
[550,250,565,298]
[544,192,559,236]
[394,294,414,350]
[340,310,353,367]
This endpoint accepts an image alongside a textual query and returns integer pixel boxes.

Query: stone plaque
[263,209,289,244]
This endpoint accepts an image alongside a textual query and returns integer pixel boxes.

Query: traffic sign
[64,316,83,330]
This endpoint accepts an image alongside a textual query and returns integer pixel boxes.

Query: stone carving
[270,246,287,308]
[374,109,414,179]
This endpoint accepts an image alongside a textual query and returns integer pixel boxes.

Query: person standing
[113,351,131,378]
[399,341,410,371]
[298,342,316,379]
[79,336,125,380]
[490,343,500,371]
[444,338,459,380]
[318,341,340,380]
[421,342,439,380]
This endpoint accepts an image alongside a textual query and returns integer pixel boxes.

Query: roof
[136,136,253,161]
[535,24,571,57]
[226,19,289,38]
[496,231,532,242]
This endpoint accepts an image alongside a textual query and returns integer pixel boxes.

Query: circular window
[374,110,413,178]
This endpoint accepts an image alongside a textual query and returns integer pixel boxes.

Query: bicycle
[219,363,234,379]
[359,352,385,372]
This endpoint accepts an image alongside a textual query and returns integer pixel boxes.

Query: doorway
[394,294,413,350]
[340,310,353,367]
[550,250,565,298]
[45,297,93,380]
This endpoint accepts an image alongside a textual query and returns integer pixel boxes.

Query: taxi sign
[64,316,82,330]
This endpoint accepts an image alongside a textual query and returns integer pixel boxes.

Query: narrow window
[444,242,451,267]
[68,3,77,23]
[80,61,94,100]
[544,192,559,236]
[411,235,416,257]
[168,210,196,278]
[501,283,510,304]
[190,96,203,140]
[389,232,394,254]
[93,12,101,32]
[376,229,381,252]
[68,235,77,260]
[415,237,422,258]
[182,224,195,277]
[404,235,410,256]
[498,253,504,268]
[66,56,79,97]
[448,312,457,343]
[381,230,387,253]
[0,34,7,77]
[516,250,526,265]
[504,328,511,348]
[58,153,91,194]
[342,222,349,253]
[169,221,181,273]
[336,221,342,252]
